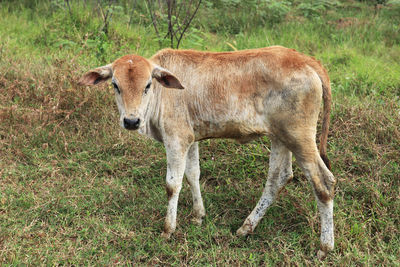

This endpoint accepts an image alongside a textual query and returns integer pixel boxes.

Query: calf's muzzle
[123,117,141,130]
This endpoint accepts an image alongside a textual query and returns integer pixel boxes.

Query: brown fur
[165,185,174,200]
[112,56,152,111]
[154,47,333,197]
[151,47,331,161]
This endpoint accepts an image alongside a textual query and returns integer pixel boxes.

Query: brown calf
[79,46,336,258]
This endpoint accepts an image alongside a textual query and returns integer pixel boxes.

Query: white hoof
[236,224,252,236]
[317,249,327,260]
[160,231,171,239]
[192,217,203,226]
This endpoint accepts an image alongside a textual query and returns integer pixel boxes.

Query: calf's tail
[319,74,332,170]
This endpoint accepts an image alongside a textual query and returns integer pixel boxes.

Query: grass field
[0,0,399,265]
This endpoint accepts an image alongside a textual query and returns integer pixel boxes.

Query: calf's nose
[123,117,140,130]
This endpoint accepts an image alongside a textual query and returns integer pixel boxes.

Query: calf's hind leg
[237,138,293,236]
[291,139,336,257]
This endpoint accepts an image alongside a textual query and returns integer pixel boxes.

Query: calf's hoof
[191,217,203,226]
[317,249,327,260]
[236,223,252,236]
[317,244,333,260]
[160,231,171,239]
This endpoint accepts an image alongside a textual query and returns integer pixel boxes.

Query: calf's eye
[112,82,120,94]
[144,82,151,94]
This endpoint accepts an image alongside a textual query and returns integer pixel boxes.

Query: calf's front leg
[161,140,190,238]
[185,142,205,225]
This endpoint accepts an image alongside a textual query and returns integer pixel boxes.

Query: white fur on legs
[162,140,189,237]
[317,199,334,259]
[185,142,205,225]
[237,139,293,236]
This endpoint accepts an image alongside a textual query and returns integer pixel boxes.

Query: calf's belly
[193,120,270,143]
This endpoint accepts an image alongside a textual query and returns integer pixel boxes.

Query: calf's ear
[152,66,184,89]
[78,64,112,85]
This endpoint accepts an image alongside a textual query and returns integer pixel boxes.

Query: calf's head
[79,55,184,130]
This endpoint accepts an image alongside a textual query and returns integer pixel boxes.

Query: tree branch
[176,0,202,48]
[146,0,162,47]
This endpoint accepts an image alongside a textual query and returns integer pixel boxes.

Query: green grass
[1,0,399,265]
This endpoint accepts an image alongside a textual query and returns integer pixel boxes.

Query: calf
[79,46,336,257]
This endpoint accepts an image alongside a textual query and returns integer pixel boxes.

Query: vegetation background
[0,0,399,265]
